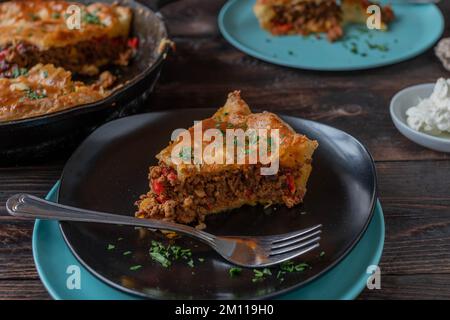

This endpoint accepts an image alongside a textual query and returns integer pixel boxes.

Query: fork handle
[6,194,216,245]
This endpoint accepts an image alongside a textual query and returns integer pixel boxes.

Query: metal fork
[6,194,321,268]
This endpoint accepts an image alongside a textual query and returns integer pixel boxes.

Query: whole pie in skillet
[0,0,133,76]
[0,63,115,122]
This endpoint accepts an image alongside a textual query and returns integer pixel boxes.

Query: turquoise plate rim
[218,0,444,71]
[33,182,385,300]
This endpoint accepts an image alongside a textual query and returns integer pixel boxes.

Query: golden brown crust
[0,63,110,122]
[136,92,318,225]
[341,0,394,29]
[0,0,131,50]
[156,91,318,183]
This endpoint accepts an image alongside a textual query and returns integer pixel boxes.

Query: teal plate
[33,182,385,300]
[218,0,444,71]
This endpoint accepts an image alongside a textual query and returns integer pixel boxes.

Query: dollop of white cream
[406,78,450,135]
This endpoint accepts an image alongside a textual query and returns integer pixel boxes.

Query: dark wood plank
[0,166,62,217]
[377,161,450,275]
[0,222,36,280]
[0,280,50,300]
[359,274,450,300]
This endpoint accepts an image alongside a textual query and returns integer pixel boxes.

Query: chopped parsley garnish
[366,41,389,52]
[320,251,325,257]
[252,268,271,282]
[266,136,276,151]
[229,267,242,278]
[107,244,115,250]
[11,67,28,78]
[129,265,142,271]
[350,42,359,55]
[179,146,192,161]
[295,263,307,272]
[52,12,61,19]
[123,251,132,256]
[41,70,48,78]
[248,134,259,145]
[179,248,192,259]
[275,261,310,282]
[25,88,47,100]
[276,270,285,282]
[83,11,102,25]
[149,240,193,268]
[198,258,205,263]
[29,13,40,21]
[150,251,171,268]
[280,261,309,272]
[280,261,295,273]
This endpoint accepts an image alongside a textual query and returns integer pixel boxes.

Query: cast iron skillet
[57,109,377,300]
[0,0,175,163]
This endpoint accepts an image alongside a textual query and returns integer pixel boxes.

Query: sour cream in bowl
[390,80,450,153]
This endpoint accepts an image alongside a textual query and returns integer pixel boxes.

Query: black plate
[58,109,377,299]
[0,0,170,162]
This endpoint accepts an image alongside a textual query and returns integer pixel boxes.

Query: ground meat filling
[0,36,131,77]
[270,0,343,41]
[135,165,306,225]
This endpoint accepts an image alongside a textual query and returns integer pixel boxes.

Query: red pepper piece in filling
[161,167,177,183]
[127,37,139,49]
[271,23,293,35]
[161,167,169,176]
[286,174,296,194]
[0,49,9,60]
[151,179,165,195]
[156,194,167,204]
[167,171,177,183]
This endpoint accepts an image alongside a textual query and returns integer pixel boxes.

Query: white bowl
[390,83,450,153]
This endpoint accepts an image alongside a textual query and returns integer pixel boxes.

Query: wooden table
[1,0,450,299]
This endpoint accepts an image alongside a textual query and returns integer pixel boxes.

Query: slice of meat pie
[136,91,318,226]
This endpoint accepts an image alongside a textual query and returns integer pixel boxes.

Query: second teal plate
[219,0,444,71]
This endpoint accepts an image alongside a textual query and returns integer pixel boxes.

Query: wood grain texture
[0,280,50,300]
[1,0,450,299]
[359,275,450,300]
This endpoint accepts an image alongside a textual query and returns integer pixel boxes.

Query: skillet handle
[140,0,178,12]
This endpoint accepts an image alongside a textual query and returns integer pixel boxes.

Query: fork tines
[265,224,322,263]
